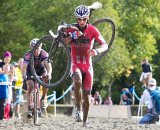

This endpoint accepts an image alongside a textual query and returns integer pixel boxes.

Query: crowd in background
[0,51,25,120]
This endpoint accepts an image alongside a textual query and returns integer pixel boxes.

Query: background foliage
[0,0,160,104]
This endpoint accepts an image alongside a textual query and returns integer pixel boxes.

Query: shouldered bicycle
[29,18,115,89]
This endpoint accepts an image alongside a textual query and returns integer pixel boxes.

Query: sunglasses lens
[77,18,87,21]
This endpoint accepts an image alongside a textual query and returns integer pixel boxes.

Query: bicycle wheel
[92,18,115,63]
[30,35,71,88]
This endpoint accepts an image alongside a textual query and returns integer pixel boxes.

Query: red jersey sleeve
[91,24,106,45]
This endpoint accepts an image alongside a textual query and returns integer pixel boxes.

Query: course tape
[132,86,140,101]
[47,84,73,103]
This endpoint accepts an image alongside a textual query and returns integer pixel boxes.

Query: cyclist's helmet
[74,5,90,18]
[30,38,39,46]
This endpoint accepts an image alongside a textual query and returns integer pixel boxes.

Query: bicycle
[25,76,42,125]
[29,18,115,89]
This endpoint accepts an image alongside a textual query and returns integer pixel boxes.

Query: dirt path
[0,114,160,130]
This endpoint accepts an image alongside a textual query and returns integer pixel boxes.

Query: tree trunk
[108,79,115,97]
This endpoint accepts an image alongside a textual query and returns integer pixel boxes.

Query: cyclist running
[22,38,52,118]
[64,2,108,127]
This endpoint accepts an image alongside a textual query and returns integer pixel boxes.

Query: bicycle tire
[30,35,71,88]
[33,88,38,124]
[92,18,115,63]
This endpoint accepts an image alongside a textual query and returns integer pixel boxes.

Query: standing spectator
[2,51,14,120]
[140,58,152,88]
[93,91,102,105]
[17,57,28,100]
[104,96,113,106]
[12,60,23,118]
[2,64,13,120]
[0,69,9,120]
[0,51,14,120]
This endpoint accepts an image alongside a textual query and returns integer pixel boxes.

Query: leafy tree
[112,0,160,103]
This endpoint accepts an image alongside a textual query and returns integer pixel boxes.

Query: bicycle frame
[33,80,40,124]
[26,76,41,124]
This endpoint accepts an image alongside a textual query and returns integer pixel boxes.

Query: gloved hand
[88,49,98,56]
[69,31,83,40]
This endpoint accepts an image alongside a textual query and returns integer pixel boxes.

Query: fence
[47,84,73,117]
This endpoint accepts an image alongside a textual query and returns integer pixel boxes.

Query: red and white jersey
[67,23,106,92]
[69,24,106,65]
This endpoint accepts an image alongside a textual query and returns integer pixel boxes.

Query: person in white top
[139,78,159,124]
[139,58,152,88]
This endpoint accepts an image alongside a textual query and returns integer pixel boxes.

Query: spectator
[139,78,159,124]
[2,52,14,120]
[140,58,152,88]
[119,93,132,105]
[0,51,14,120]
[0,69,9,120]
[93,91,102,105]
[12,60,23,118]
[90,95,95,105]
[122,88,133,100]
[104,96,113,106]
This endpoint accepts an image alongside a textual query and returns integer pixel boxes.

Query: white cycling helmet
[30,38,39,46]
[74,5,90,18]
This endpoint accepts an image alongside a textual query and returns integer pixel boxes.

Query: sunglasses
[77,18,88,21]
[148,84,155,87]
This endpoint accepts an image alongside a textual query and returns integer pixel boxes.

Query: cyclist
[22,38,52,118]
[64,3,108,127]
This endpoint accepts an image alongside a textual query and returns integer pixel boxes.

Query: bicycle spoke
[30,35,71,88]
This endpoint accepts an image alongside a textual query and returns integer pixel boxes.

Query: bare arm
[88,43,108,56]
[10,65,16,81]
[95,43,108,53]
[0,67,4,74]
[21,62,28,76]
[43,60,52,78]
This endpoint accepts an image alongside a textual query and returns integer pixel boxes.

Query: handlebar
[49,21,78,38]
